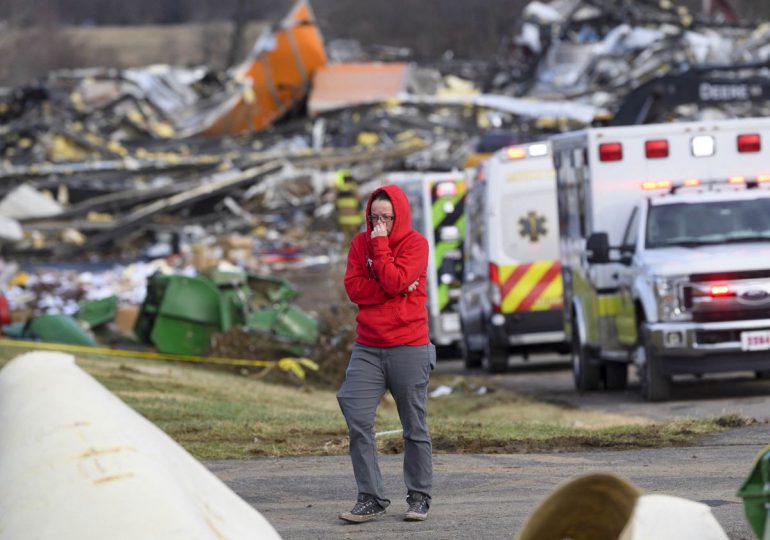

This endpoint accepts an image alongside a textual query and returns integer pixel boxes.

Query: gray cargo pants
[337,342,436,508]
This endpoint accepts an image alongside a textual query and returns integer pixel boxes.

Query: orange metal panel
[201,0,327,136]
[308,63,409,115]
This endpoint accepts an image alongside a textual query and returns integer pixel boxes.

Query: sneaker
[404,492,430,521]
[338,494,387,523]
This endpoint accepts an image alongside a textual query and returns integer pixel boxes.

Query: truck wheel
[604,362,628,390]
[638,323,670,402]
[484,335,508,374]
[461,334,483,369]
[572,321,600,391]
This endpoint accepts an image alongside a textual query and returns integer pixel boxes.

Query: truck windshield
[646,197,770,248]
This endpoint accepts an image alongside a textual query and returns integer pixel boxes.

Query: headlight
[653,276,690,322]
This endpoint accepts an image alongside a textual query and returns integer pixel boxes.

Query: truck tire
[638,323,670,402]
[604,362,628,390]
[461,334,483,369]
[484,335,508,374]
[571,320,600,391]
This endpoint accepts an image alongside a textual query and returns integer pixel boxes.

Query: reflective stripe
[597,294,621,316]
[498,260,563,313]
[336,198,359,208]
[339,215,363,225]
[431,179,466,311]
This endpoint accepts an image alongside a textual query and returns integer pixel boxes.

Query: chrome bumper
[647,318,770,357]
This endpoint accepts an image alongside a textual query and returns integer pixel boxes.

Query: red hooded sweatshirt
[344,184,429,347]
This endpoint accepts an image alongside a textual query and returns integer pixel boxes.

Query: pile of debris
[2,0,770,380]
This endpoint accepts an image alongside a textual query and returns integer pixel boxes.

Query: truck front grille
[694,308,770,323]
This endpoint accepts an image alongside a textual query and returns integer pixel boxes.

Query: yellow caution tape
[0,338,318,378]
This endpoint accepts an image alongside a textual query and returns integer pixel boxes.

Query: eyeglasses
[369,214,394,223]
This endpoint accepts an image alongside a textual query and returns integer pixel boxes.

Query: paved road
[205,356,770,539]
[443,353,770,423]
[206,425,768,539]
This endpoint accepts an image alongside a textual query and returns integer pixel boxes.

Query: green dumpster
[134,270,318,357]
[76,296,118,328]
[27,314,97,346]
[737,444,770,539]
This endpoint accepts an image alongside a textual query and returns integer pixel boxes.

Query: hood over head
[365,184,413,246]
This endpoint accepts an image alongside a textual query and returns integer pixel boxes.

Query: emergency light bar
[642,180,672,190]
[505,147,527,160]
[502,143,549,161]
[436,181,457,198]
[528,143,549,157]
[640,175,770,190]
[598,133,763,162]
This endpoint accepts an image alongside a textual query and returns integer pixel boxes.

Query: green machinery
[738,445,770,539]
[134,269,318,357]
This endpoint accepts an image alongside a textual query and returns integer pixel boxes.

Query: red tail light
[489,263,499,284]
[645,139,669,159]
[488,263,501,312]
[737,134,761,153]
[599,142,622,162]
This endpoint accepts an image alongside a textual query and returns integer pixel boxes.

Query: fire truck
[458,142,568,373]
[383,171,468,349]
[552,116,770,401]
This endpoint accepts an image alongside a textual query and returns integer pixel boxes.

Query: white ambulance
[382,171,468,348]
[458,142,568,373]
[552,117,770,401]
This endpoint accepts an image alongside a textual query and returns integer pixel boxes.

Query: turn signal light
[642,180,672,190]
[505,146,526,160]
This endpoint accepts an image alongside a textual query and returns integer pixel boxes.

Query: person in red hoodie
[337,184,436,523]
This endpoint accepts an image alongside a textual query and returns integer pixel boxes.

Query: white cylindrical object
[0,351,281,540]
[620,494,729,540]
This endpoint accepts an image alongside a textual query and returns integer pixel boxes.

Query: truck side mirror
[586,232,610,264]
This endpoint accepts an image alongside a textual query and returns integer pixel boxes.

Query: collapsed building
[1,0,769,375]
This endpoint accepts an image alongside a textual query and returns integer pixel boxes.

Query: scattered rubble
[2,0,770,383]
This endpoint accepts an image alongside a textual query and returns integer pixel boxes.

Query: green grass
[0,345,750,459]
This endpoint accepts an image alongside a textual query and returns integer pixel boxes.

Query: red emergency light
[645,139,669,159]
[435,181,457,198]
[709,284,733,297]
[737,134,761,153]
[489,262,499,284]
[599,142,622,162]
